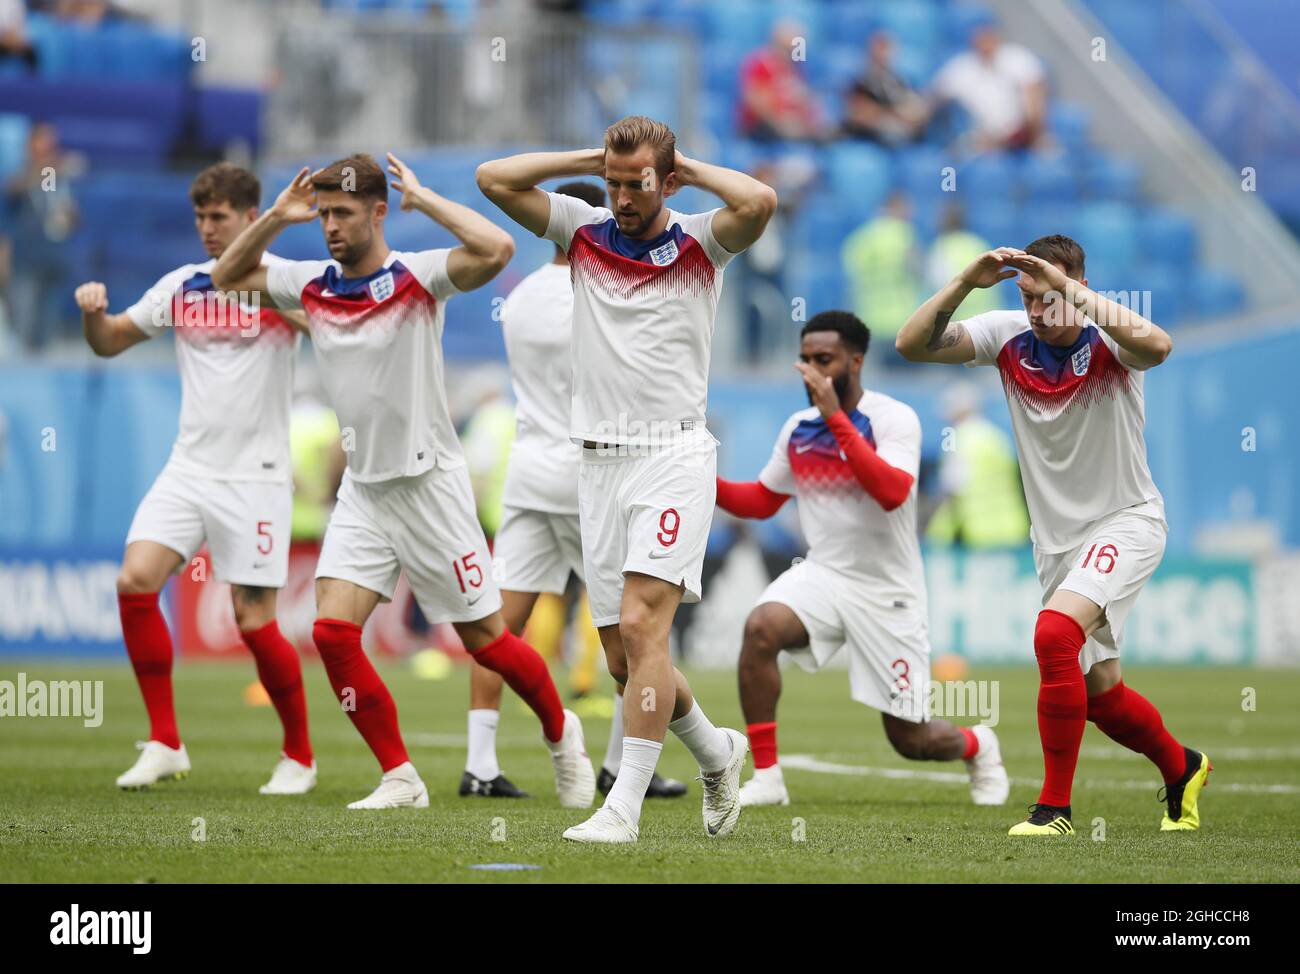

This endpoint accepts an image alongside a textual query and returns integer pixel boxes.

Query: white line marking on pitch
[780,754,1300,795]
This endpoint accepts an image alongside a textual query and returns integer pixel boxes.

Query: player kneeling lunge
[460,179,685,802]
[76,163,315,795]
[212,153,595,810]
[897,236,1210,836]
[717,312,1010,809]
[479,116,777,842]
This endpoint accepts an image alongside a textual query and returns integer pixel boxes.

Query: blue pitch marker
[469,863,542,871]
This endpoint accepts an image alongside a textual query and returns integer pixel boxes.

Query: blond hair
[604,115,676,179]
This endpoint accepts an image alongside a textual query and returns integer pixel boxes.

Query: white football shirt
[125,253,298,483]
[266,249,464,484]
[759,391,927,605]
[499,260,580,514]
[540,191,740,448]
[963,308,1165,552]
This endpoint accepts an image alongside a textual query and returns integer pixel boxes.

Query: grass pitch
[1,660,1297,883]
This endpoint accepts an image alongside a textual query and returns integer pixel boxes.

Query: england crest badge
[1071,343,1091,376]
[649,239,679,266]
[369,271,395,303]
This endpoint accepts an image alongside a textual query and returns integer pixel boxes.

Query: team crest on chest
[369,271,395,303]
[1071,343,1091,376]
[648,239,679,266]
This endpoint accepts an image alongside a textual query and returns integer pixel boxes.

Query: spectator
[925,382,1029,548]
[734,155,816,363]
[737,20,829,142]
[842,30,929,145]
[931,15,1048,152]
[0,0,37,71]
[925,201,1000,318]
[840,191,921,354]
[4,123,80,351]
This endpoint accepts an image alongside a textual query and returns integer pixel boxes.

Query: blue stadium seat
[1138,263,1186,327]
[960,152,1015,200]
[964,201,1017,247]
[1190,270,1246,319]
[1049,103,1091,153]
[1074,202,1140,266]
[825,142,894,213]
[1082,155,1142,202]
[1140,209,1198,266]
[874,0,941,62]
[0,113,30,183]
[895,145,952,203]
[1021,153,1080,204]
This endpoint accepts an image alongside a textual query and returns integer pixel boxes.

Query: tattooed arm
[896,247,1024,364]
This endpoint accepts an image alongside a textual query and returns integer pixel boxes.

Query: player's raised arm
[211,167,318,302]
[387,153,514,292]
[75,281,149,357]
[475,148,605,237]
[675,152,778,254]
[1006,252,1173,370]
[896,247,1023,364]
[797,362,914,512]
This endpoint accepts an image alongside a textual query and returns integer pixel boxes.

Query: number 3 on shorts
[657,508,680,547]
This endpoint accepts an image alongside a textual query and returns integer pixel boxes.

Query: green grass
[1,660,1297,883]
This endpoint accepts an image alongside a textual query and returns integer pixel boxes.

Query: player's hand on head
[795,361,839,419]
[1005,252,1069,296]
[386,152,423,210]
[960,248,1023,289]
[272,167,319,223]
[74,281,108,313]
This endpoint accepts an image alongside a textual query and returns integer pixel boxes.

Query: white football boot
[700,728,748,838]
[562,805,639,844]
[346,761,429,809]
[739,764,791,807]
[966,724,1010,806]
[116,741,190,790]
[259,755,317,795]
[547,709,597,809]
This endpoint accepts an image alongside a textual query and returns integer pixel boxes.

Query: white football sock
[465,709,501,781]
[603,692,625,774]
[669,702,732,773]
[604,737,662,827]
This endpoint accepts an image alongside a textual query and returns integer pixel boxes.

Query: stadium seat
[0,113,30,183]
[1082,155,1143,202]
[1074,202,1140,266]
[1190,269,1247,319]
[825,142,894,214]
[1021,153,1081,205]
[1140,209,1198,266]
[960,152,1015,201]
[1049,103,1091,153]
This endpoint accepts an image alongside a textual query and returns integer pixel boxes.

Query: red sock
[1034,609,1088,807]
[312,619,408,771]
[242,620,312,767]
[118,591,180,749]
[1087,682,1185,784]
[747,721,778,769]
[959,726,979,760]
[470,629,564,742]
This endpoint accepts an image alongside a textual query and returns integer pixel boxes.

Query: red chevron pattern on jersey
[788,410,876,497]
[169,270,295,347]
[300,261,437,334]
[996,326,1130,417]
[569,224,715,300]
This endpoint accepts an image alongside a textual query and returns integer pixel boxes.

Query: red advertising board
[171,543,468,661]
